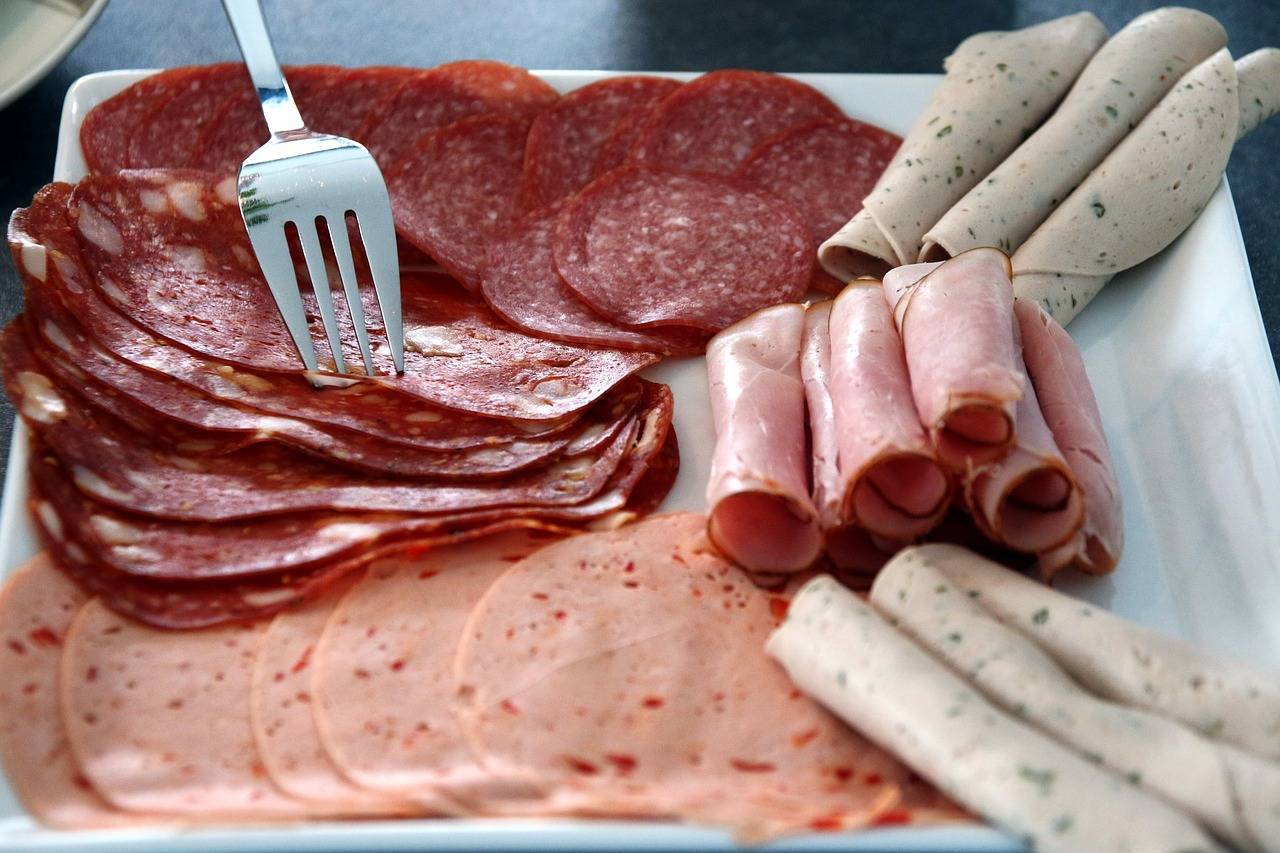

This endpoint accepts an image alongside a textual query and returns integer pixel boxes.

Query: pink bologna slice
[552,165,813,332]
[1014,299,1123,578]
[518,76,681,210]
[736,117,901,293]
[480,205,705,353]
[360,60,558,170]
[385,114,531,292]
[452,512,934,836]
[705,304,821,573]
[627,69,843,175]
[828,280,950,540]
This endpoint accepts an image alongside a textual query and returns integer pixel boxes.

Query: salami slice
[552,165,813,332]
[297,66,416,144]
[63,171,657,419]
[590,103,661,178]
[386,114,529,291]
[519,76,681,210]
[360,60,558,170]
[479,205,704,353]
[125,64,252,169]
[627,70,843,175]
[80,66,215,174]
[11,189,584,449]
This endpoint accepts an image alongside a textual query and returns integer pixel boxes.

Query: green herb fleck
[1105,105,1118,119]
[935,584,947,594]
[1049,69,1059,77]
[1031,608,1050,625]
[836,670,847,688]
[1018,765,1055,795]
[1090,202,1106,218]
[1052,814,1074,835]
[954,165,964,178]
[1126,772,1142,785]
[968,590,981,599]
[947,632,963,643]
[996,63,1007,72]
[1201,719,1225,737]
[936,125,953,139]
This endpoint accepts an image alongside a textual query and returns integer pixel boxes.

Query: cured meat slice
[627,70,843,175]
[80,66,217,173]
[453,512,935,836]
[0,555,136,828]
[26,381,674,584]
[1014,299,1122,578]
[10,190,583,449]
[386,114,530,291]
[890,249,1023,470]
[313,530,553,795]
[60,599,320,816]
[360,60,558,170]
[705,304,821,572]
[828,280,949,540]
[736,117,900,291]
[63,171,657,419]
[552,166,812,332]
[124,64,250,169]
[297,66,415,143]
[589,102,660,177]
[479,205,704,354]
[882,261,941,311]
[250,585,432,812]
[519,76,681,209]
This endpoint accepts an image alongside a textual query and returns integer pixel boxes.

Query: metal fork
[221,0,403,375]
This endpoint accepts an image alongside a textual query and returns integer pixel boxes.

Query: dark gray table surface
[1,0,1277,485]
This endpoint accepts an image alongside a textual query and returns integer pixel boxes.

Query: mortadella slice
[1012,49,1240,324]
[921,8,1227,262]
[705,304,822,572]
[828,280,949,541]
[920,543,1280,761]
[872,547,1280,853]
[766,575,1220,853]
[818,13,1107,279]
[890,248,1023,470]
[1014,299,1122,577]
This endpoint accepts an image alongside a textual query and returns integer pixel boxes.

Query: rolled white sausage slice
[705,304,822,572]
[921,8,1227,263]
[919,542,1280,761]
[766,575,1220,852]
[818,12,1107,279]
[872,546,1280,852]
[1237,48,1280,138]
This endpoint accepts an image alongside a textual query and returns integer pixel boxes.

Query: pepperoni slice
[80,66,217,173]
[360,60,558,170]
[298,66,416,144]
[552,165,813,332]
[124,64,250,169]
[480,205,705,354]
[518,76,680,210]
[627,70,843,175]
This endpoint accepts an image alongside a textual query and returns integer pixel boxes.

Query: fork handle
[221,0,307,137]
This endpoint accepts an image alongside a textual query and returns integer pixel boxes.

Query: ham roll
[705,304,822,572]
[890,248,1023,471]
[1014,299,1122,577]
[828,280,949,541]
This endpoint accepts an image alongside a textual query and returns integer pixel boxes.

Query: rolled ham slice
[921,543,1280,761]
[921,8,1227,262]
[881,261,940,311]
[705,304,822,572]
[965,322,1084,554]
[766,575,1217,852]
[828,280,949,541]
[1015,299,1122,577]
[890,248,1023,470]
[818,13,1107,279]
[872,547,1280,853]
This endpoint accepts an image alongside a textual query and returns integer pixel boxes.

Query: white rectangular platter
[1,68,1278,852]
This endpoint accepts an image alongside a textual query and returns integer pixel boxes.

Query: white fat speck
[40,321,75,355]
[231,245,254,270]
[305,372,360,389]
[34,501,63,539]
[166,455,205,473]
[463,446,512,465]
[89,514,143,545]
[97,275,127,305]
[20,243,47,282]
[111,545,162,563]
[532,378,574,403]
[564,423,605,454]
[549,456,593,482]
[221,368,274,393]
[76,202,124,255]
[406,410,443,424]
[249,416,295,438]
[514,417,562,435]
[64,542,88,564]
[214,176,237,205]
[73,467,129,504]
[166,181,206,221]
[586,510,634,532]
[318,521,381,543]
[17,372,67,423]
[175,439,219,453]
[241,587,298,608]
[139,189,170,214]
[404,326,465,357]
[165,245,207,272]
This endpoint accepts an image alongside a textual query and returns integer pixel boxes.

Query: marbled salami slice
[552,166,812,332]
[360,60,557,170]
[480,205,704,353]
[627,70,843,175]
[80,66,215,174]
[519,76,680,210]
[64,171,656,419]
[386,114,530,292]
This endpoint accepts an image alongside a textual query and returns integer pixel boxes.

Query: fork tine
[326,215,376,376]
[243,219,319,373]
[354,202,404,374]
[295,220,348,374]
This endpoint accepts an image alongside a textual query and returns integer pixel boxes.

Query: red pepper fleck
[418,569,438,580]
[808,815,844,831]
[21,682,38,695]
[641,696,665,709]
[531,592,549,601]
[564,756,599,775]
[722,584,735,593]
[553,610,567,621]
[389,659,406,672]
[7,639,25,655]
[28,627,60,647]
[72,774,93,792]
[671,553,687,566]
[365,627,377,639]
[605,753,637,774]
[791,728,819,748]
[769,597,790,620]
[730,758,776,773]
[623,561,636,573]
[85,666,98,682]
[500,699,520,715]
[872,808,912,827]
[691,587,702,598]
[273,671,285,683]
[354,668,371,680]
[789,688,802,701]
[864,772,883,786]
[505,627,516,640]
[833,767,854,782]
[167,698,184,710]
[290,646,312,674]
[623,581,639,589]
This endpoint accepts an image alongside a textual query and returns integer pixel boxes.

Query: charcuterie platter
[2,8,1280,849]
